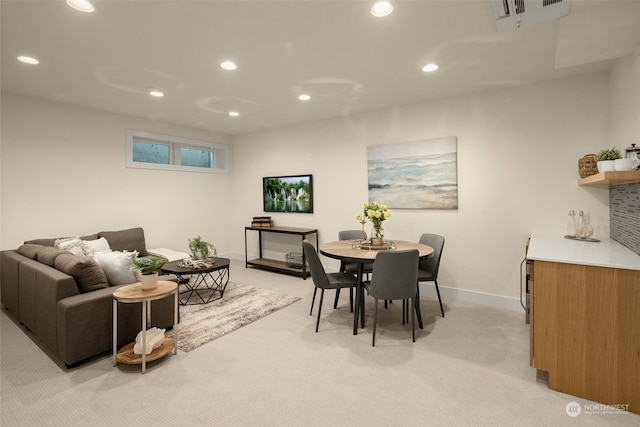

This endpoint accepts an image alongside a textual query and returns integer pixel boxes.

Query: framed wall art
[263,174,314,213]
[367,136,458,209]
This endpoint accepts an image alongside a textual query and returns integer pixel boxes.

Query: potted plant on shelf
[131,255,168,290]
[188,235,217,260]
[597,147,622,173]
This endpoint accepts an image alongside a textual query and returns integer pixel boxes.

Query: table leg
[141,301,147,374]
[204,267,230,302]
[173,289,178,355]
[215,267,230,297]
[112,299,117,367]
[353,263,364,335]
[360,271,366,329]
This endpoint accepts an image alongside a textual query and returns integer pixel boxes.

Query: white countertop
[527,234,640,271]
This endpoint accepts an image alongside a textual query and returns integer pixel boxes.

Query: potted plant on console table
[131,255,168,290]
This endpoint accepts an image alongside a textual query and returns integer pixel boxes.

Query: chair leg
[411,296,416,343]
[334,288,341,309]
[310,287,318,315]
[372,298,378,347]
[349,288,354,313]
[415,285,423,329]
[402,300,407,325]
[315,289,325,333]
[435,280,444,317]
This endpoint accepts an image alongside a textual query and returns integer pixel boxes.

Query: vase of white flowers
[356,201,391,246]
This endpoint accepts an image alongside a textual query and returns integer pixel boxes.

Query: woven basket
[578,154,599,178]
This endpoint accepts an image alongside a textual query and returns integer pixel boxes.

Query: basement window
[126,129,229,174]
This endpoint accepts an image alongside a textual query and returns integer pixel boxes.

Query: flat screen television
[263,174,313,213]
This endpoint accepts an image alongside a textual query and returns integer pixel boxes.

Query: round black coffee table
[161,257,230,305]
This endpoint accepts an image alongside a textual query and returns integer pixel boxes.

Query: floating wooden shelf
[578,170,640,186]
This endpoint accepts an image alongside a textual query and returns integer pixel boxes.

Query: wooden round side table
[112,280,179,373]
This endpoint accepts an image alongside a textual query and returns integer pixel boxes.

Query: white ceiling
[2,0,639,136]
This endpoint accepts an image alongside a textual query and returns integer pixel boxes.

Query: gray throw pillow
[37,247,72,267]
[54,254,109,293]
[16,244,44,260]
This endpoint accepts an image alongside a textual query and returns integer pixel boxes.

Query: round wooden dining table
[319,240,434,335]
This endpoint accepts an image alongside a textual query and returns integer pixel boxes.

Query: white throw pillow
[55,237,85,256]
[93,250,138,286]
[82,237,111,256]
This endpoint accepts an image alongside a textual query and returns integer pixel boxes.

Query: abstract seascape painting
[367,136,458,209]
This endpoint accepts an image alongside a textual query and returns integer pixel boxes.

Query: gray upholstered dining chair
[334,230,372,310]
[364,249,419,346]
[302,240,358,333]
[417,233,445,318]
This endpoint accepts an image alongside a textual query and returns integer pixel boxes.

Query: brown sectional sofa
[1,227,175,367]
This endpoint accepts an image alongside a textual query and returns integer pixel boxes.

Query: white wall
[0,94,232,254]
[610,49,640,150]
[231,71,612,309]
[4,63,632,309]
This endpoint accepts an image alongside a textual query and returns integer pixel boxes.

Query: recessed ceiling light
[229,111,240,117]
[17,56,39,65]
[220,61,237,71]
[66,0,96,13]
[298,94,311,101]
[422,63,439,73]
[371,1,393,17]
[149,90,164,97]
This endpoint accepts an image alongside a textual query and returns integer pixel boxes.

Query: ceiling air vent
[492,0,570,31]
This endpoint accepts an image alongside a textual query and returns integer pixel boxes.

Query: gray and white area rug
[175,282,300,352]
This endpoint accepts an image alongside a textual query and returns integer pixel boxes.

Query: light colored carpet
[176,282,300,352]
[2,259,639,426]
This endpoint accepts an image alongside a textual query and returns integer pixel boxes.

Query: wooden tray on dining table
[359,241,394,251]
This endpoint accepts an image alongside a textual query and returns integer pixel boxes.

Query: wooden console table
[244,226,317,279]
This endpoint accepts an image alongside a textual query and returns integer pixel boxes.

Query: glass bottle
[575,210,585,238]
[567,210,576,237]
[584,212,594,239]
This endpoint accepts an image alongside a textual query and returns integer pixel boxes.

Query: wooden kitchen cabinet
[529,260,640,414]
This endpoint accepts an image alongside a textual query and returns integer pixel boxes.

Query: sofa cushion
[98,227,147,256]
[93,251,138,286]
[81,237,111,256]
[54,254,109,293]
[25,234,98,247]
[16,244,45,259]
[55,237,85,256]
[37,247,71,267]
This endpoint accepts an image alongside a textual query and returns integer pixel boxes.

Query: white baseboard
[224,251,524,313]
[418,283,523,312]
[223,252,245,261]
